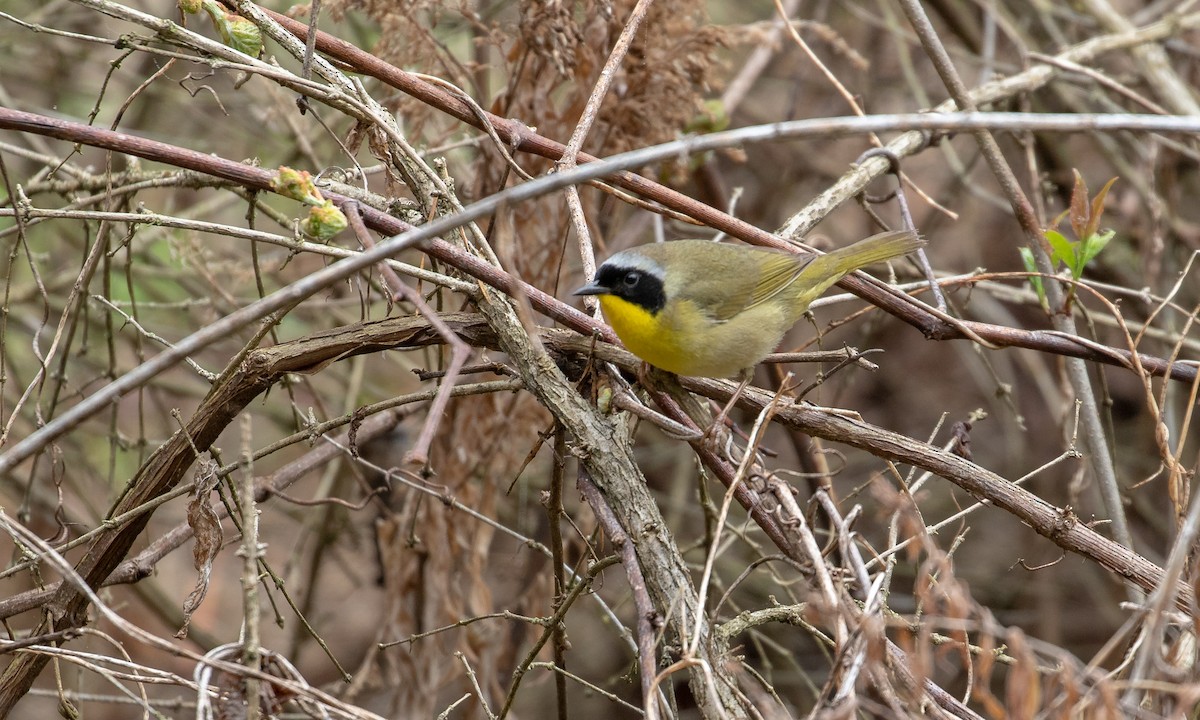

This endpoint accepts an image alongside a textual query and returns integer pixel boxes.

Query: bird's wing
[745,252,813,311]
[685,282,745,322]
[690,251,811,322]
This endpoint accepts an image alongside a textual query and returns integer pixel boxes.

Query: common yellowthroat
[574,230,924,378]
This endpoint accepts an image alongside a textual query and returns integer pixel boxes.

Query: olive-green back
[638,230,922,324]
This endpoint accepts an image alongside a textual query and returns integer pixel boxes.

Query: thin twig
[577,472,661,717]
[343,202,471,464]
[558,0,656,315]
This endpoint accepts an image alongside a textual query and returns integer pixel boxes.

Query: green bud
[302,201,348,240]
[596,386,613,414]
[202,1,263,57]
[272,167,326,206]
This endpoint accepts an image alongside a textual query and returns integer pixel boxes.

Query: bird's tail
[796,229,925,305]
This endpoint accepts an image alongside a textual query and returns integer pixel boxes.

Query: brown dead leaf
[177,459,223,639]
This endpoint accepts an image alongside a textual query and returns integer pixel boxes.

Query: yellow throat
[596,294,687,375]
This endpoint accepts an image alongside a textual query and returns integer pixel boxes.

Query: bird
[574,230,924,379]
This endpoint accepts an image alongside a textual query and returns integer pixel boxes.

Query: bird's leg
[704,368,753,443]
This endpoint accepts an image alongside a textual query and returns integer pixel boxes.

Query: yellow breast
[597,295,692,375]
[598,294,787,378]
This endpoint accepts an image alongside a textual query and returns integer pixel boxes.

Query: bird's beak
[573,283,609,297]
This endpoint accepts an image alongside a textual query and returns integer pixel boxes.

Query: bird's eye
[621,271,640,288]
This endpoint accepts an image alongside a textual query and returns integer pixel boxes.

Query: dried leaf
[949,420,973,460]
[972,630,1005,719]
[1004,627,1040,719]
[177,461,223,639]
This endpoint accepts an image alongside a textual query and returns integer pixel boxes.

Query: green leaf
[201,0,262,57]
[1019,247,1048,310]
[223,14,263,58]
[1044,229,1075,269]
[1019,246,1038,274]
[685,99,730,134]
[1079,229,1114,267]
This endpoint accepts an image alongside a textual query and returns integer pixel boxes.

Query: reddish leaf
[1068,169,1089,241]
[1085,176,1119,240]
